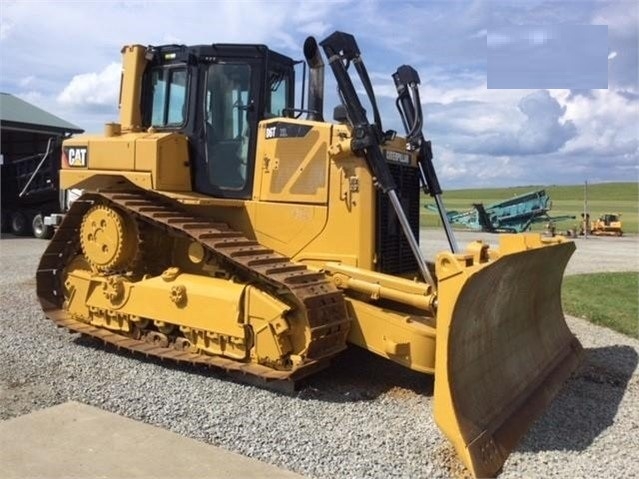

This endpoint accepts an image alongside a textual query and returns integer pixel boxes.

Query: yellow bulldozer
[37,31,581,477]
[580,212,623,236]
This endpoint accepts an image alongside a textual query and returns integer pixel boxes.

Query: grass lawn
[562,272,639,338]
[422,182,638,234]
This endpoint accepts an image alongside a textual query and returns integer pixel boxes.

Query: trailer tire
[1,211,10,233]
[10,211,30,236]
[32,214,54,239]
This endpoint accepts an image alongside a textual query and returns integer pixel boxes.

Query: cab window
[267,70,290,117]
[150,68,187,127]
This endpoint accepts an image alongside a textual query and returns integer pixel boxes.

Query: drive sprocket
[80,204,139,272]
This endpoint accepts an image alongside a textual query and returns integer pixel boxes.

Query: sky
[487,24,609,89]
[0,0,637,189]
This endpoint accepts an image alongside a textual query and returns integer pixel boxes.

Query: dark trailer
[0,93,83,238]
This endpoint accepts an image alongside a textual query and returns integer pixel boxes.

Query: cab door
[199,61,258,198]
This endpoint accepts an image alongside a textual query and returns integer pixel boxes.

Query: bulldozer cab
[141,44,295,199]
[601,213,619,225]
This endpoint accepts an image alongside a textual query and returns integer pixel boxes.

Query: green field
[562,272,639,338]
[422,182,638,234]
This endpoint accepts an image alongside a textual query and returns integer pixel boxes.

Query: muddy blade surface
[434,240,582,477]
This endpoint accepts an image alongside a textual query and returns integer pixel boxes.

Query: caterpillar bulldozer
[36,31,582,477]
[580,212,623,237]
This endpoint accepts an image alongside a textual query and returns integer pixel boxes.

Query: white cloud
[470,29,487,39]
[608,51,618,60]
[0,20,13,40]
[296,21,330,37]
[433,90,577,157]
[433,146,525,187]
[554,89,638,158]
[487,32,512,47]
[163,34,182,44]
[18,75,35,87]
[57,62,121,109]
[16,90,45,105]
[269,30,299,52]
[291,0,349,24]
[592,2,638,37]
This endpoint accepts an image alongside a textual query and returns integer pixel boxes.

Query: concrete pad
[0,401,305,479]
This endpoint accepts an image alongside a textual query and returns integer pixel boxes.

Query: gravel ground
[1,234,638,478]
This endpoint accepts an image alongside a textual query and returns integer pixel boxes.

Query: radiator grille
[376,163,420,275]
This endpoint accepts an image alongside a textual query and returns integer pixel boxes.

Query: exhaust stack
[303,36,324,121]
[119,45,148,132]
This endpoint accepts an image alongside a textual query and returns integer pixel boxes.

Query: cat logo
[66,147,88,167]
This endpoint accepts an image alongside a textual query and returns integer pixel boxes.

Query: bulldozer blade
[433,235,582,478]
